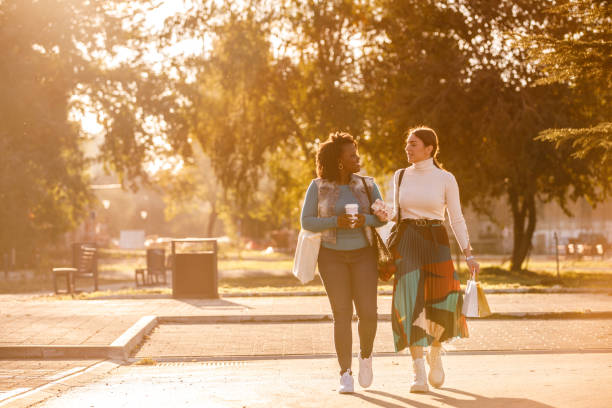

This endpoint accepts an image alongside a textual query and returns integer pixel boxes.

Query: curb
[477,288,612,294]
[159,311,612,323]
[0,346,123,359]
[223,288,612,297]
[2,311,611,360]
[158,314,332,324]
[82,287,612,299]
[109,315,157,360]
[0,317,158,361]
[478,311,612,319]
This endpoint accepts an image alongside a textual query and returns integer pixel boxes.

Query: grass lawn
[0,277,135,295]
[1,250,610,297]
[32,265,612,300]
[462,266,612,288]
[218,259,294,273]
[221,264,612,293]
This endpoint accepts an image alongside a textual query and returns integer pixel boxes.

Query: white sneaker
[358,354,373,388]
[339,369,354,394]
[426,345,445,388]
[410,358,429,393]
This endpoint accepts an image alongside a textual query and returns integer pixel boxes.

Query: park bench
[135,248,167,287]
[52,245,98,294]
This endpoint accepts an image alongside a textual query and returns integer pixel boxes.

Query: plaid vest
[313,174,375,246]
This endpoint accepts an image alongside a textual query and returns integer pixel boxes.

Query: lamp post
[100,200,111,245]
[554,232,561,282]
[140,210,148,247]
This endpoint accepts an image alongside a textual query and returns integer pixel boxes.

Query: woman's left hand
[373,208,390,222]
[467,258,480,279]
[352,214,366,229]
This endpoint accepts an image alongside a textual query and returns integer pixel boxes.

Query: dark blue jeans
[318,245,378,374]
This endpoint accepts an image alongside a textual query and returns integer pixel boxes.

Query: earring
[338,163,344,170]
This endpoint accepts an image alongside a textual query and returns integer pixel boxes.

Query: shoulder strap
[395,169,405,222]
[360,177,373,206]
[359,176,379,244]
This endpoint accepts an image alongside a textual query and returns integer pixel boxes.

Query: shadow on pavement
[356,388,555,408]
[177,297,254,310]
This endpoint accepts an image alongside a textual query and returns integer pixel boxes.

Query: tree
[70,1,194,190]
[161,0,374,239]
[520,0,611,195]
[363,0,606,270]
[0,0,193,261]
[156,149,221,238]
[0,0,100,261]
[276,0,373,147]
[247,0,376,235]
[181,5,296,238]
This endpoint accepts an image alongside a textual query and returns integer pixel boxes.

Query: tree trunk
[206,201,217,238]
[509,191,537,271]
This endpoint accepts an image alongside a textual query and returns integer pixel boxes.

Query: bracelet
[466,256,475,261]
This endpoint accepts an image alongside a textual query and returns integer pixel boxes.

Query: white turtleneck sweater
[393,158,471,251]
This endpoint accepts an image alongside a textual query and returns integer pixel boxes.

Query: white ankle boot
[358,354,373,388]
[427,345,445,388]
[339,369,354,394]
[410,358,429,393]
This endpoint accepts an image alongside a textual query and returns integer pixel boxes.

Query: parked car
[566,233,608,258]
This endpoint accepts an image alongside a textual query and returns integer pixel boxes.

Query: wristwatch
[466,255,475,261]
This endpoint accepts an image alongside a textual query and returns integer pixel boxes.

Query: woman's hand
[352,214,366,228]
[373,208,390,222]
[467,258,480,279]
[337,214,355,229]
[371,199,392,222]
[337,214,366,229]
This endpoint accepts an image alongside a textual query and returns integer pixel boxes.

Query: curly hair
[316,131,357,181]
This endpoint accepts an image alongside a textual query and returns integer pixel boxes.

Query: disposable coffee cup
[345,204,359,228]
[345,203,359,216]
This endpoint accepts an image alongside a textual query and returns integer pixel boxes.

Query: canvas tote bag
[292,229,321,284]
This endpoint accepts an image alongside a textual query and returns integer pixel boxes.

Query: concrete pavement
[2,293,611,348]
[0,360,102,402]
[1,292,611,407]
[134,319,612,359]
[22,354,612,408]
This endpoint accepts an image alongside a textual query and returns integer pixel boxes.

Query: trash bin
[171,239,218,298]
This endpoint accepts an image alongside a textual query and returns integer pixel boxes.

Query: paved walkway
[1,292,611,407]
[0,360,102,402]
[1,293,610,347]
[25,354,612,408]
[134,319,612,359]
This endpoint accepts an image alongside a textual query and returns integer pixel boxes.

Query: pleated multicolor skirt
[391,221,469,352]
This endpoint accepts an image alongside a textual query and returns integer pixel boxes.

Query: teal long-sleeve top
[300,179,386,251]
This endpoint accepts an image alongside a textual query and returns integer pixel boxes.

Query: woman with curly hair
[300,131,387,393]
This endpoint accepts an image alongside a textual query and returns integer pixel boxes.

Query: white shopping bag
[462,279,479,317]
[292,229,321,284]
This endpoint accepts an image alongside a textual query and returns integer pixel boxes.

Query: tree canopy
[0,0,101,257]
[520,0,611,200]
[2,0,609,270]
